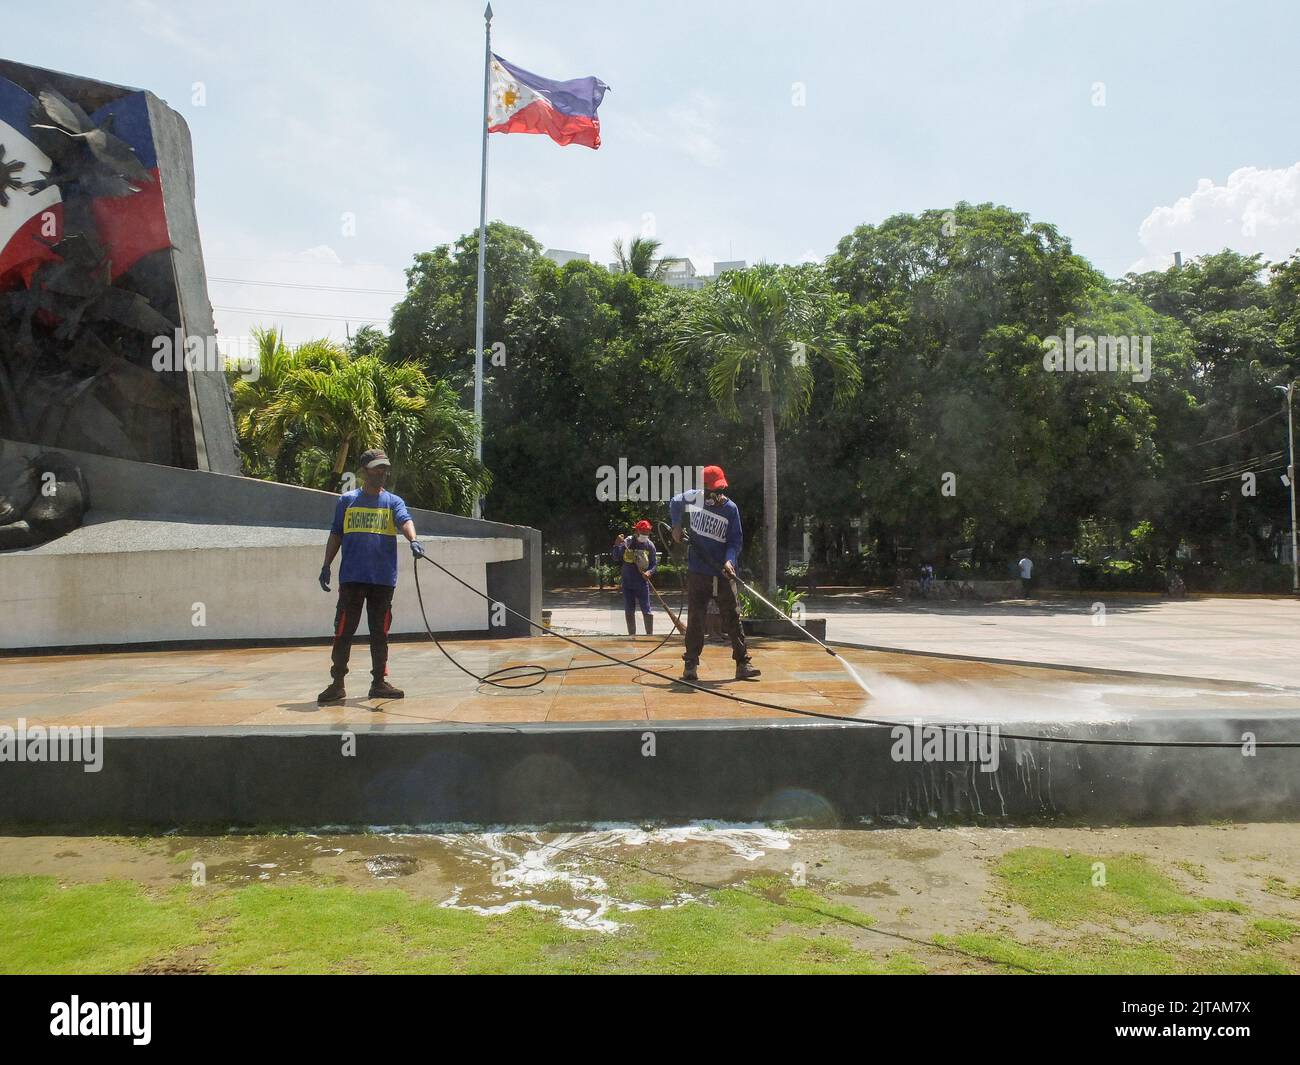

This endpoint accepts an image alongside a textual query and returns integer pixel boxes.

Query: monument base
[0,437,543,645]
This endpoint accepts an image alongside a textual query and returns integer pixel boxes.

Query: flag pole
[472,3,493,520]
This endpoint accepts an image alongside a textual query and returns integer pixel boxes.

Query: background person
[612,519,658,634]
[919,561,934,598]
[1018,553,1034,597]
[317,448,424,704]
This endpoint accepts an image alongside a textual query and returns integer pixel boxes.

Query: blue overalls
[612,537,657,634]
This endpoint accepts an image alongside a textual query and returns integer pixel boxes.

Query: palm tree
[671,266,861,591]
[612,235,670,281]
[368,359,489,514]
[230,331,490,513]
[255,338,379,479]
[228,327,293,479]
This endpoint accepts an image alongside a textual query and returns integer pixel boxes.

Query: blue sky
[6,0,1300,342]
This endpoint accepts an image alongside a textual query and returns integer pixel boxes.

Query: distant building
[603,255,749,289]
[658,258,704,290]
[544,249,590,266]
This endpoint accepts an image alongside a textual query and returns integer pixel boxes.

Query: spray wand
[660,521,874,696]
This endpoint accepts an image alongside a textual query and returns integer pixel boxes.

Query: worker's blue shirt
[611,537,657,590]
[331,489,412,588]
[668,489,742,576]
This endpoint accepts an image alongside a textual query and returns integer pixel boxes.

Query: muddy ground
[3,821,1298,973]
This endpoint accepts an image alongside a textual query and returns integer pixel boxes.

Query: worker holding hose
[612,520,658,635]
[669,465,761,682]
[316,448,424,705]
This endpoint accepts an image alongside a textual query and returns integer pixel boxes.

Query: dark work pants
[683,571,749,666]
[331,582,395,681]
[622,581,653,634]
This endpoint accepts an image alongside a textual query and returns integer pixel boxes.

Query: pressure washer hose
[656,522,873,694]
[412,546,684,689]
[410,548,1300,749]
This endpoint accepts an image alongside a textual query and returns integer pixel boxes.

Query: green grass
[0,874,920,976]
[1245,919,1300,948]
[1263,876,1300,900]
[5,848,1291,975]
[940,847,1294,975]
[1173,860,1209,883]
[993,847,1243,926]
[0,876,204,975]
[941,933,1287,975]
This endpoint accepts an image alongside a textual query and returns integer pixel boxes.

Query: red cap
[634,520,652,531]
[702,465,728,490]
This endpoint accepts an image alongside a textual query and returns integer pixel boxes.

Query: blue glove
[410,540,426,559]
[319,565,331,592]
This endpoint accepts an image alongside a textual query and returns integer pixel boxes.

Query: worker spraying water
[667,464,873,696]
[667,465,761,682]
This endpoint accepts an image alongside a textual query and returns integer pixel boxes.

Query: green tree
[670,264,860,591]
[388,221,542,382]
[229,334,489,513]
[822,202,1190,573]
[612,236,669,281]
[1123,250,1291,561]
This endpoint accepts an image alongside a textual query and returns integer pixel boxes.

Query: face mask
[636,535,649,543]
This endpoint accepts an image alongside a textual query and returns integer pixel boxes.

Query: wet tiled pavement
[3,635,1299,729]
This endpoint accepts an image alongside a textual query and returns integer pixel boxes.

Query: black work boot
[644,614,654,635]
[317,679,346,705]
[735,659,762,681]
[682,662,699,682]
[625,609,636,636]
[368,679,405,700]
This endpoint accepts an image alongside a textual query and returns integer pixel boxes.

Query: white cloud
[623,94,724,170]
[666,95,724,169]
[1127,163,1300,274]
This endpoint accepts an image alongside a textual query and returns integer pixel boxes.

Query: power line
[1194,462,1287,486]
[1184,408,1284,446]
[209,276,405,296]
[1200,450,1286,477]
[211,304,387,324]
[204,253,403,269]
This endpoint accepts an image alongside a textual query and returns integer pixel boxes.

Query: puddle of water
[392,823,793,932]
[846,670,1300,724]
[138,823,798,932]
[356,854,422,879]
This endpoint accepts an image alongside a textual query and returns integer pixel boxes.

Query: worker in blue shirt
[612,519,658,635]
[668,465,760,682]
[317,448,424,704]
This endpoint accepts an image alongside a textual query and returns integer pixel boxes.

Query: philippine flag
[0,76,63,288]
[487,54,609,150]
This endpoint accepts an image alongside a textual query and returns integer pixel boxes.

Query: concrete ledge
[0,516,521,647]
[3,713,1297,831]
[0,437,544,639]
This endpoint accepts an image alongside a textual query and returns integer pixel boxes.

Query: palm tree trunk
[333,436,352,477]
[762,393,778,593]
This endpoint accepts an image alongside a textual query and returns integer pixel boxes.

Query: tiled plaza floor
[3,633,1298,730]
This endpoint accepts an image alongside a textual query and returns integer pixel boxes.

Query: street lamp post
[1278,381,1299,595]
